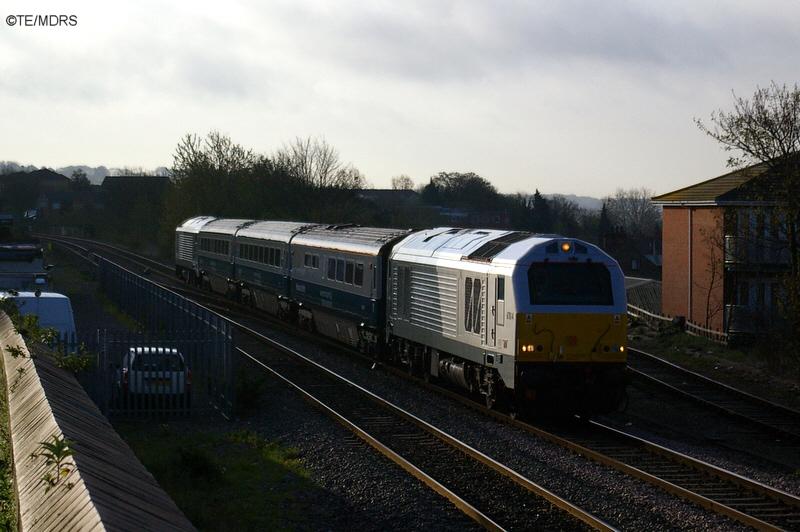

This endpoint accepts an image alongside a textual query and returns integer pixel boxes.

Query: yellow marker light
[560,242,572,253]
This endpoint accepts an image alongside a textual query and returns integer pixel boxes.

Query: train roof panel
[197,218,255,236]
[292,224,413,255]
[236,221,318,243]
[392,227,617,266]
[392,228,522,259]
[176,216,217,233]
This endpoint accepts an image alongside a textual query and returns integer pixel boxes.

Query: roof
[356,189,422,204]
[652,162,786,206]
[391,227,612,266]
[236,220,317,243]
[291,224,412,255]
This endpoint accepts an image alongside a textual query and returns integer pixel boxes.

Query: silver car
[119,347,191,406]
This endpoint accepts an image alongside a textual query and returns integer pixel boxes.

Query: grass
[112,421,324,531]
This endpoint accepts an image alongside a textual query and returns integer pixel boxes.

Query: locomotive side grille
[391,263,458,337]
[176,233,195,263]
[409,267,458,337]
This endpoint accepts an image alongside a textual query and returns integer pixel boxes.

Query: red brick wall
[661,206,725,331]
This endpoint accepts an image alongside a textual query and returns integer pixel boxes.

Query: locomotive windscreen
[527,262,614,306]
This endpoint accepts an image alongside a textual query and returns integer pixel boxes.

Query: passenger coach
[289,224,411,350]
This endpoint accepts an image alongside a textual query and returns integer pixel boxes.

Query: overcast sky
[2,1,799,198]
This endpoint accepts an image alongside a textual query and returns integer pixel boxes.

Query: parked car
[118,347,191,407]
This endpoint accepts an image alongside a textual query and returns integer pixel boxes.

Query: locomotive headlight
[560,242,572,253]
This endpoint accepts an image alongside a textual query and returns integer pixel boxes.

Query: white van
[0,291,76,339]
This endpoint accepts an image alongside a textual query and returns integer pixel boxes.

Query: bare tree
[603,187,661,238]
[274,136,364,189]
[391,175,414,190]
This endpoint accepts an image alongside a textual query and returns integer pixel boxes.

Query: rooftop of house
[652,161,787,207]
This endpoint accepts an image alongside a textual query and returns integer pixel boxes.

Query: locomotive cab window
[527,262,613,305]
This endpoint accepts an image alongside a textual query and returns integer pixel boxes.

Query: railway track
[234,319,613,532]
[41,234,176,280]
[43,235,800,530]
[627,348,800,442]
[402,362,800,530]
[544,420,800,531]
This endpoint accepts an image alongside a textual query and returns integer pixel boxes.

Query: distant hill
[1,162,169,185]
[546,194,603,211]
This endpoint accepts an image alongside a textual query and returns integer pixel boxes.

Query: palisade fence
[74,257,236,418]
[626,279,729,344]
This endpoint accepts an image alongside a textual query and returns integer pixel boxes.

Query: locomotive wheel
[485,393,495,410]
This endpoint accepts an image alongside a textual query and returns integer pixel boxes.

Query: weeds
[30,435,75,493]
[0,354,17,531]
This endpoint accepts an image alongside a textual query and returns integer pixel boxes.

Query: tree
[69,169,91,191]
[421,172,503,211]
[169,131,256,219]
[530,190,552,233]
[603,187,661,239]
[274,136,365,189]
[597,203,614,244]
[548,195,582,237]
[391,175,414,190]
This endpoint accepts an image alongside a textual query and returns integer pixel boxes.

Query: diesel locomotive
[176,216,630,416]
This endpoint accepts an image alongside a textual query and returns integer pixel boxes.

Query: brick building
[652,163,789,336]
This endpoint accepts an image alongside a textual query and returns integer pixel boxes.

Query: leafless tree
[391,175,414,190]
[275,136,364,189]
[603,187,661,238]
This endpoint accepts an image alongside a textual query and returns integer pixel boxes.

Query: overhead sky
[2,1,799,198]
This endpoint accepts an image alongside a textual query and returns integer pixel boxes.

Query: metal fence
[74,258,236,418]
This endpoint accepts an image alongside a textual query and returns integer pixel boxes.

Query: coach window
[345,260,355,284]
[336,259,345,282]
[327,257,336,280]
[354,262,364,287]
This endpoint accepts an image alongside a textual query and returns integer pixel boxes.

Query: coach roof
[292,224,412,255]
[236,221,318,243]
